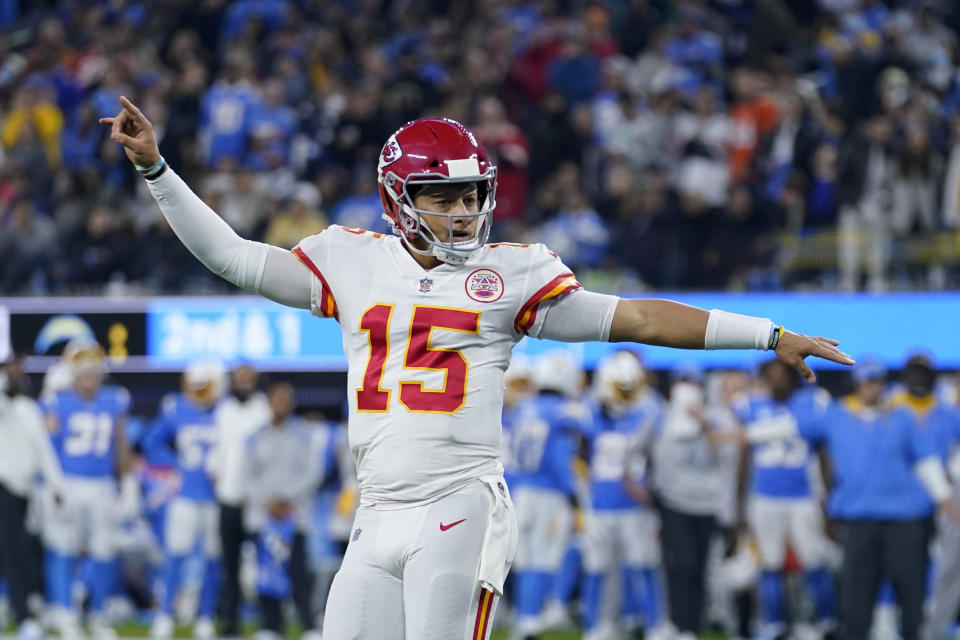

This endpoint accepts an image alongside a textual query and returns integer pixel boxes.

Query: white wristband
[705,309,775,351]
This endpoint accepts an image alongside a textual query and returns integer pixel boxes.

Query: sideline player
[581,351,665,640]
[42,340,133,640]
[504,351,588,640]
[735,359,836,639]
[142,360,226,640]
[102,96,853,640]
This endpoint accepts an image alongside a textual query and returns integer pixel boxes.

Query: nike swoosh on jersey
[439,518,466,531]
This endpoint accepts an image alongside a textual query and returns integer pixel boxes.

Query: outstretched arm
[608,298,852,383]
[534,293,853,383]
[100,96,311,309]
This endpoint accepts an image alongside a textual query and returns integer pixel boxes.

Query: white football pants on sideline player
[747,495,831,569]
[164,498,221,557]
[511,486,571,572]
[583,508,661,572]
[43,477,119,559]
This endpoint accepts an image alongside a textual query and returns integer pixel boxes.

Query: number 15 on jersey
[356,304,480,414]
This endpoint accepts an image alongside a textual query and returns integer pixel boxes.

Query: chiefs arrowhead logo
[379,135,403,169]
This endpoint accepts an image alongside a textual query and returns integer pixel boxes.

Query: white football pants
[164,497,221,557]
[511,486,571,572]
[322,478,517,640]
[43,477,119,559]
[583,508,661,572]
[747,495,830,569]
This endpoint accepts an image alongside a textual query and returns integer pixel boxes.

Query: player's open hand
[99,96,161,167]
[775,330,854,383]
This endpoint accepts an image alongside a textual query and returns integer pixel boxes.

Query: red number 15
[356,305,481,414]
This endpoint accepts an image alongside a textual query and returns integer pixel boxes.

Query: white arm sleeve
[914,456,952,503]
[527,289,620,342]
[146,169,312,309]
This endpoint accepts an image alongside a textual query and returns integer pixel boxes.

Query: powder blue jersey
[143,393,218,502]
[800,399,937,520]
[736,387,829,499]
[887,391,960,467]
[200,82,258,167]
[44,386,130,478]
[585,392,662,511]
[502,393,591,497]
[926,404,960,466]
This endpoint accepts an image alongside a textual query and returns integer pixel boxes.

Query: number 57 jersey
[294,226,582,507]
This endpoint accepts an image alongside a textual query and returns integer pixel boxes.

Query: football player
[504,351,588,639]
[734,359,836,639]
[581,351,665,640]
[143,359,227,640]
[42,339,134,640]
[103,97,852,640]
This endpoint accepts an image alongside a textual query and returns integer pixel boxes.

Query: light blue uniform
[504,392,589,637]
[42,386,130,615]
[582,392,663,634]
[736,388,836,631]
[142,393,222,619]
[144,393,218,502]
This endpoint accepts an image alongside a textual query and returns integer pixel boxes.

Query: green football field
[109,623,727,639]
[110,624,585,639]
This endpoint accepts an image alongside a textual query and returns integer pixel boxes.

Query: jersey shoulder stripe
[292,245,338,319]
[293,225,386,320]
[515,272,581,334]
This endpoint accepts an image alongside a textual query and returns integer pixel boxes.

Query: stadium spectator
[837,113,895,292]
[263,182,328,250]
[473,96,530,229]
[941,113,960,229]
[1,75,63,170]
[0,197,58,294]
[201,164,270,237]
[1,3,959,291]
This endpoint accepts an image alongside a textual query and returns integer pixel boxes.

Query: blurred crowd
[2,341,960,640]
[3,0,960,295]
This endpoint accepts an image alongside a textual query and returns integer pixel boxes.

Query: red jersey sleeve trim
[292,246,339,320]
[514,272,581,334]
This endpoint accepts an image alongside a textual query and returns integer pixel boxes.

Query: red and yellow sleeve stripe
[292,246,339,320]
[472,589,495,640]
[514,272,581,334]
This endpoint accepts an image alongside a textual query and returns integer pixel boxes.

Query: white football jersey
[293,225,581,506]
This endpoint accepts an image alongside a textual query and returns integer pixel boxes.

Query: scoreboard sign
[1,293,959,371]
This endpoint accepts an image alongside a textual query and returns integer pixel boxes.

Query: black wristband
[138,157,167,180]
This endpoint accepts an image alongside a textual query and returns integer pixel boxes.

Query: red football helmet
[378,118,497,264]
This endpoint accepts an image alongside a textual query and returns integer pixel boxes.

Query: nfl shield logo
[497,482,506,498]
[352,528,362,542]
[418,277,433,293]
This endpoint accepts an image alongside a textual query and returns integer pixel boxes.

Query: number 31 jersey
[44,386,130,478]
[293,225,581,507]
